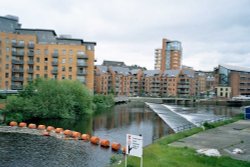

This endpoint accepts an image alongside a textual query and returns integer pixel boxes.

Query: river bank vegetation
[2,79,114,122]
[114,114,250,167]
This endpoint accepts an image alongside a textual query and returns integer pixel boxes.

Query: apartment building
[177,69,196,97]
[142,70,162,97]
[129,69,143,96]
[161,70,179,97]
[154,48,162,70]
[216,64,250,97]
[0,15,96,91]
[94,65,109,94]
[160,38,182,71]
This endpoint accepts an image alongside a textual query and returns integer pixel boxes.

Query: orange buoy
[100,139,110,148]
[90,136,100,145]
[111,142,121,151]
[9,121,17,126]
[28,123,37,129]
[72,131,81,139]
[42,131,50,136]
[63,130,72,136]
[19,122,27,128]
[122,146,126,154]
[37,125,46,130]
[47,126,55,132]
[81,134,90,141]
[55,128,64,133]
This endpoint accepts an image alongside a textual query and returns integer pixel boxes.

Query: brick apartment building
[215,64,250,97]
[0,15,96,92]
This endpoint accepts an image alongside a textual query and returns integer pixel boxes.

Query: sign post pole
[125,154,127,167]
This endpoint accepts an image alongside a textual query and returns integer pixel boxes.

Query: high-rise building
[0,15,96,92]
[160,38,182,71]
[154,48,162,70]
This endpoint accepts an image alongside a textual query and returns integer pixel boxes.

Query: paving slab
[170,120,250,162]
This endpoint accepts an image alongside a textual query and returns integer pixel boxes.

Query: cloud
[1,0,250,71]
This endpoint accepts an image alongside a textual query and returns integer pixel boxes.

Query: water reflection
[2,102,242,167]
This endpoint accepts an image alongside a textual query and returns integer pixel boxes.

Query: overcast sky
[1,0,250,71]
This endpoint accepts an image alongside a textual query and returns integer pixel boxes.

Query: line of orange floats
[9,121,126,153]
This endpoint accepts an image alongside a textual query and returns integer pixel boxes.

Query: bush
[203,122,215,129]
[4,79,93,121]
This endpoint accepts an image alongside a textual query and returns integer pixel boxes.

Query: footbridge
[129,97,196,105]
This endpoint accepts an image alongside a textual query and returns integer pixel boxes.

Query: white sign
[126,134,143,158]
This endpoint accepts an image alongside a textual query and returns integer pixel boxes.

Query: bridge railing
[172,116,231,133]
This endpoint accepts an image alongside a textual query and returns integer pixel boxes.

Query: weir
[146,103,196,132]
[146,103,231,133]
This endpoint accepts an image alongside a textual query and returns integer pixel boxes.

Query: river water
[0,102,241,167]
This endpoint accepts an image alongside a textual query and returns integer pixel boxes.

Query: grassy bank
[113,114,250,167]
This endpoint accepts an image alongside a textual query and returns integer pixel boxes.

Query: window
[62,50,66,55]
[53,75,57,79]
[36,57,40,63]
[5,73,9,78]
[69,50,73,55]
[62,75,65,80]
[36,74,40,78]
[44,74,48,78]
[6,55,9,61]
[36,66,40,70]
[36,49,40,55]
[69,58,73,64]
[5,64,9,70]
[69,67,72,72]
[44,49,49,55]
[62,58,66,64]
[44,57,48,62]
[5,38,9,44]
[6,47,9,53]
[69,75,72,80]
[62,66,66,71]
[44,66,48,70]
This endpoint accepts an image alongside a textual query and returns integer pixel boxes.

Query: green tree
[4,79,93,122]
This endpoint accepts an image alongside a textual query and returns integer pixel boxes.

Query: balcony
[11,84,23,90]
[51,61,58,66]
[77,71,87,76]
[12,68,24,73]
[12,60,24,65]
[77,54,88,59]
[51,69,58,74]
[12,42,25,48]
[178,85,190,89]
[27,69,34,73]
[12,51,24,56]
[12,77,24,82]
[27,77,33,82]
[77,63,88,67]
[27,60,34,65]
[28,52,34,57]
[28,43,35,49]
[52,53,59,58]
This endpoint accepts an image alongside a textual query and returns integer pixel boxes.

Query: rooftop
[220,64,250,73]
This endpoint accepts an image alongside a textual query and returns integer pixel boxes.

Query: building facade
[216,64,250,97]
[160,38,182,71]
[154,48,162,70]
[0,15,96,91]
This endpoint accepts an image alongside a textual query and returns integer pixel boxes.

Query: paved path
[170,120,250,162]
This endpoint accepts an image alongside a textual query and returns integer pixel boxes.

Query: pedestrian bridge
[129,97,196,105]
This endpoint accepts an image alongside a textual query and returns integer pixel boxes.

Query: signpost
[125,134,143,167]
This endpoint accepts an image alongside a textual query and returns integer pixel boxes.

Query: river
[0,102,242,167]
